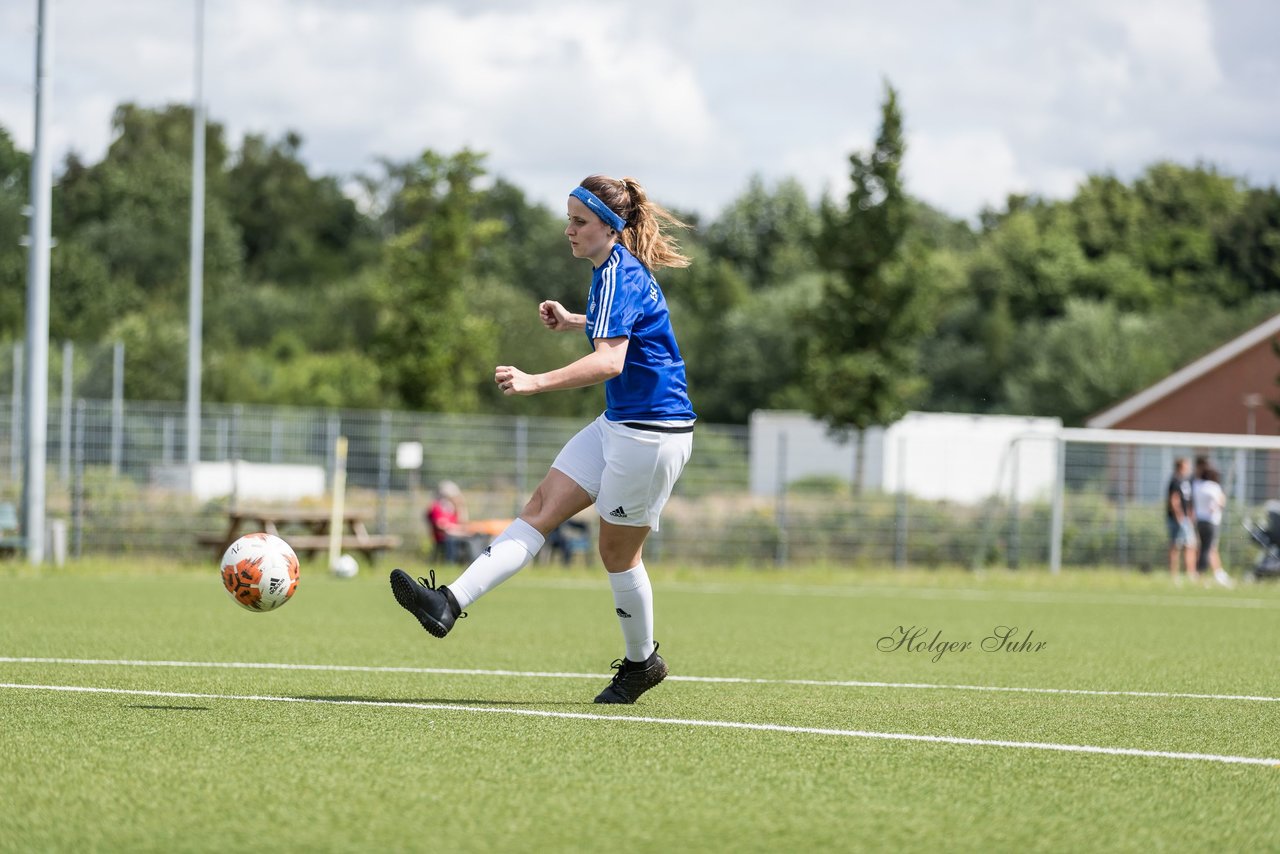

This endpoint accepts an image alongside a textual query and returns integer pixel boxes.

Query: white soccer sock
[447,518,545,610]
[608,562,654,662]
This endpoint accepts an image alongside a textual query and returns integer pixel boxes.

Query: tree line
[2,87,1278,428]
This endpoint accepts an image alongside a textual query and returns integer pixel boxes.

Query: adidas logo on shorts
[609,506,627,518]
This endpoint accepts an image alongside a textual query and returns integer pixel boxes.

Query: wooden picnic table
[200,506,401,563]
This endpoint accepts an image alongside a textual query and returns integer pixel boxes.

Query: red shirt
[427,501,459,544]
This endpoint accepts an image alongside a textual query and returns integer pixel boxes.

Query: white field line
[2,656,1277,704]
[1,681,1277,769]
[528,577,1280,609]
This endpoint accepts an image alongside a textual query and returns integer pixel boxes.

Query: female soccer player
[390,175,694,705]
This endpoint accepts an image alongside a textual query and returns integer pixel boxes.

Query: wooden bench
[200,506,402,565]
[272,533,402,562]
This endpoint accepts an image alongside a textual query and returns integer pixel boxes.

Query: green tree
[1131,162,1245,303]
[473,177,582,307]
[686,275,820,424]
[1218,186,1280,298]
[205,330,389,409]
[46,105,245,400]
[468,277,598,419]
[103,309,189,402]
[353,156,423,241]
[47,240,120,342]
[1070,174,1145,260]
[1003,300,1173,424]
[227,131,375,285]
[906,198,977,254]
[55,104,242,306]
[374,149,502,412]
[704,175,818,289]
[803,83,931,483]
[0,127,30,335]
[1005,296,1280,424]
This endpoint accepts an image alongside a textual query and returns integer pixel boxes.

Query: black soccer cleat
[389,568,465,638]
[593,643,668,704]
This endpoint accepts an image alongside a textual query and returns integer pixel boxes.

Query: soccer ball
[331,553,359,579]
[220,533,300,612]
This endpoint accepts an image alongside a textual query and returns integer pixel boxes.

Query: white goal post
[1037,428,1280,573]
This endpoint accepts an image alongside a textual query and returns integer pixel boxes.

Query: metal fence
[2,396,1279,573]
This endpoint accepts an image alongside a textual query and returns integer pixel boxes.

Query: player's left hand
[495,365,539,395]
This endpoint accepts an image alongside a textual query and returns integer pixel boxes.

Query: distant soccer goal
[983,427,1280,574]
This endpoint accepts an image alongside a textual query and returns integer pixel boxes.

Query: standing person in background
[390,174,695,705]
[1192,466,1231,588]
[1167,457,1198,584]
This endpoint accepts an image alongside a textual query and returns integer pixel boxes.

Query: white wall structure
[748,411,885,496]
[882,412,1062,503]
[749,410,1062,503]
[152,461,326,502]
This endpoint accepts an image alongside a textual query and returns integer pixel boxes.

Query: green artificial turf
[1,562,1278,852]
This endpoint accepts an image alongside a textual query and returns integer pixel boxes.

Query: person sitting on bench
[426,480,469,564]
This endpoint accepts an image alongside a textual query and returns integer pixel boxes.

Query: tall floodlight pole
[186,0,206,473]
[23,0,54,565]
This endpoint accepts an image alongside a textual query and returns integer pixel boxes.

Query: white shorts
[551,414,693,531]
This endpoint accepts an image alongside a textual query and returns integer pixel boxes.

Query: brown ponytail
[578,174,691,271]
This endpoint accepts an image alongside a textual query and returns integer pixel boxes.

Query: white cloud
[0,0,1276,223]
[1097,0,1223,93]
[908,130,1027,217]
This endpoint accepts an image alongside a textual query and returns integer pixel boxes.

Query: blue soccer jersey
[584,244,696,422]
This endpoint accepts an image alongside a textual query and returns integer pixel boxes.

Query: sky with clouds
[1,0,1277,222]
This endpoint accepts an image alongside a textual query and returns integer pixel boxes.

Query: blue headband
[569,186,626,232]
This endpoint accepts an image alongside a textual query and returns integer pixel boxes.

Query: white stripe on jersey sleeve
[596,252,619,339]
